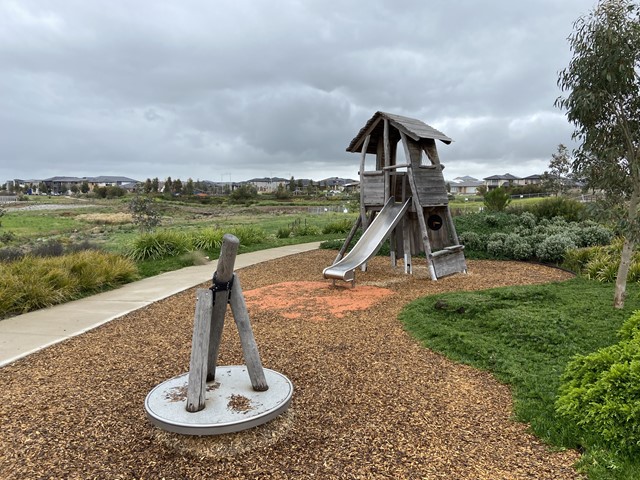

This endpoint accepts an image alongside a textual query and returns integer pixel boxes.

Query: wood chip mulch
[0,249,584,479]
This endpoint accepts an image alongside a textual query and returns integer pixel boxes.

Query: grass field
[1,197,356,253]
[400,278,640,480]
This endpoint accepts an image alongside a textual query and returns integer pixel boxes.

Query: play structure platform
[324,111,467,285]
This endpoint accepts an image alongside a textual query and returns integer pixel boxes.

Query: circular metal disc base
[145,366,293,435]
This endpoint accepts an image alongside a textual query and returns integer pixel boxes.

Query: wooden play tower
[328,111,466,282]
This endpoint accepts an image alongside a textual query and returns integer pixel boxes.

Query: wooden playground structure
[324,111,467,284]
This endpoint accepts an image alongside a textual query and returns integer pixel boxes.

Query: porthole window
[427,214,443,231]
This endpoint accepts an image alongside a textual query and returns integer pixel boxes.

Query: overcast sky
[1,0,597,184]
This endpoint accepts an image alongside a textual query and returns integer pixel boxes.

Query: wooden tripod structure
[186,234,267,413]
[340,111,467,280]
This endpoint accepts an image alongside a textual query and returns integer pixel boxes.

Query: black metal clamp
[210,272,235,306]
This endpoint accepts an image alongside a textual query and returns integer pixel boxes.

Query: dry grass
[0,250,583,479]
[76,212,133,224]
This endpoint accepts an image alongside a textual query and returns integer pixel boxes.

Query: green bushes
[127,226,267,261]
[536,234,577,263]
[556,311,640,455]
[191,228,224,251]
[455,211,613,263]
[509,196,586,222]
[483,187,511,211]
[0,251,138,318]
[127,231,191,261]
[322,218,354,234]
[562,240,640,283]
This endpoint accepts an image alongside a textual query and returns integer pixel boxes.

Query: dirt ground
[0,249,583,479]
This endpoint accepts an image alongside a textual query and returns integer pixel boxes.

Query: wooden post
[334,215,362,263]
[403,217,412,274]
[229,275,268,391]
[186,289,214,412]
[359,135,371,230]
[207,234,239,381]
[401,132,437,280]
[383,118,391,202]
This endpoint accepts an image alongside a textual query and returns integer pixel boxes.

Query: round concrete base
[145,366,293,435]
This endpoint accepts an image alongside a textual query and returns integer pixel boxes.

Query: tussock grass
[127,230,191,261]
[0,251,138,318]
[192,228,224,251]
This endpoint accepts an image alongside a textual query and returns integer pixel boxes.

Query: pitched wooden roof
[346,111,453,154]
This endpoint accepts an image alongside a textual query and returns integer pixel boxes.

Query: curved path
[0,242,321,367]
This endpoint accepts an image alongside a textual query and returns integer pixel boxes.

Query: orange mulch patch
[243,281,393,321]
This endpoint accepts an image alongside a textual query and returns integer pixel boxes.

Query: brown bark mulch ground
[0,250,583,479]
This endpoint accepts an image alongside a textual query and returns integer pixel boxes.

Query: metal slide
[323,197,411,285]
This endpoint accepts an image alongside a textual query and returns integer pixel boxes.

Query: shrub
[578,224,614,247]
[229,184,258,203]
[503,234,533,260]
[563,246,602,273]
[66,240,101,253]
[518,211,537,229]
[322,218,354,234]
[531,197,585,222]
[556,311,640,455]
[229,225,265,245]
[536,234,576,263]
[293,224,321,236]
[0,231,16,244]
[128,195,161,232]
[276,227,292,239]
[0,247,24,262]
[31,240,65,258]
[488,232,508,243]
[483,187,511,212]
[486,240,505,257]
[191,228,224,251]
[458,231,485,251]
[127,230,191,261]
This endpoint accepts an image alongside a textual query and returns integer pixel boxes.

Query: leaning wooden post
[186,289,214,412]
[229,275,269,391]
[206,234,239,381]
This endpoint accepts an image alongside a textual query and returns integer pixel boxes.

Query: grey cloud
[0,0,596,183]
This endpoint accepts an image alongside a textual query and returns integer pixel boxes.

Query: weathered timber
[402,216,412,274]
[362,173,385,206]
[229,276,269,391]
[359,135,371,228]
[206,234,239,381]
[186,289,214,412]
[401,131,437,280]
[431,250,467,278]
[384,118,391,202]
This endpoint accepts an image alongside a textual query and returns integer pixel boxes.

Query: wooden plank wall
[432,251,467,278]
[362,173,385,206]
[412,168,449,206]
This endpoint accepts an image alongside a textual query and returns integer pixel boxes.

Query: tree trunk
[614,237,634,308]
[614,180,640,309]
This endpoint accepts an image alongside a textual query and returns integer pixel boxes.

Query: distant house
[522,174,543,185]
[448,176,482,195]
[483,173,522,190]
[36,175,139,194]
[317,177,358,193]
[246,177,288,193]
[87,176,139,189]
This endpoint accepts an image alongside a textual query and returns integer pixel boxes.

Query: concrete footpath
[0,242,321,368]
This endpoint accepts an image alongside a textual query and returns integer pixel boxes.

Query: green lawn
[400,277,640,480]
